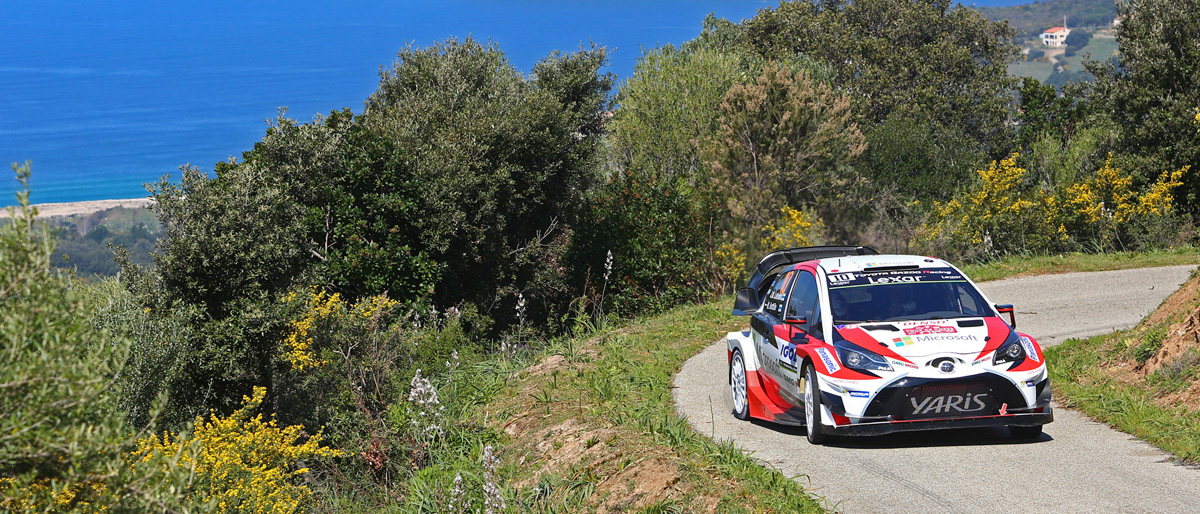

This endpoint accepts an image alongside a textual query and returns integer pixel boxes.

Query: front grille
[864,375,1024,420]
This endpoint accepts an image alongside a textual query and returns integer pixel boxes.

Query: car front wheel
[803,363,827,445]
[730,350,749,420]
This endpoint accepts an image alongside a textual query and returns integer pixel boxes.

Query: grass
[958,247,1200,283]
[480,299,826,513]
[1046,334,1200,463]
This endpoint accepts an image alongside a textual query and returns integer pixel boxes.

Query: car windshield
[826,267,991,324]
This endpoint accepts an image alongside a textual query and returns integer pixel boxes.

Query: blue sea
[1,0,1027,204]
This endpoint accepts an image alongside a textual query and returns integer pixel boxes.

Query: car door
[779,269,821,398]
[750,271,794,391]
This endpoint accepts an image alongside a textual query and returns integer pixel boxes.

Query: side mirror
[995,304,1016,328]
[733,287,760,316]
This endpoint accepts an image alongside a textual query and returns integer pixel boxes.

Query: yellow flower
[134,387,342,514]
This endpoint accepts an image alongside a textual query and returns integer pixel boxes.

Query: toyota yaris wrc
[727,246,1052,444]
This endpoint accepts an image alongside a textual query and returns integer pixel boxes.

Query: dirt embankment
[488,340,734,513]
[1108,272,1200,409]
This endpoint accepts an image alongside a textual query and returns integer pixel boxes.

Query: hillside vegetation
[977,0,1117,38]
[50,206,160,277]
[4,0,1200,512]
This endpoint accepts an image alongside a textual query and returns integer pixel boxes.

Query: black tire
[803,363,828,445]
[1009,424,1043,439]
[730,349,750,420]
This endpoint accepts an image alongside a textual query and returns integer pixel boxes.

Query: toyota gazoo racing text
[726,246,1052,444]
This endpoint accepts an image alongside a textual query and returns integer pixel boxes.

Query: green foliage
[220,38,615,332]
[860,110,985,202]
[1063,28,1092,56]
[1024,122,1119,189]
[115,37,616,430]
[353,38,613,323]
[1086,0,1200,211]
[1016,78,1087,151]
[574,169,715,317]
[1129,327,1166,364]
[608,45,747,181]
[707,61,865,256]
[0,163,198,512]
[917,153,1189,261]
[744,0,1019,155]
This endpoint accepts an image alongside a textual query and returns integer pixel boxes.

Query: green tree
[118,38,615,424]
[1086,0,1200,209]
[1015,78,1087,150]
[608,45,747,182]
[707,61,866,251]
[744,0,1019,155]
[860,110,985,202]
[354,38,614,323]
[1063,27,1091,56]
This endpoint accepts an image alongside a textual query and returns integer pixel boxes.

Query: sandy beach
[0,198,154,219]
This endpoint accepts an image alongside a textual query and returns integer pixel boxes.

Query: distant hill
[975,0,1118,38]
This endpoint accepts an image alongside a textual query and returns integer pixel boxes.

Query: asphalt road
[673,265,1200,513]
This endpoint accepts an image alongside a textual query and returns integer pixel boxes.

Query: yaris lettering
[911,393,989,415]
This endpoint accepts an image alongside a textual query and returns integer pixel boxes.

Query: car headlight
[993,331,1027,366]
[834,341,893,372]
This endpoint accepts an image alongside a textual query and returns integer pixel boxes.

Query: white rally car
[727,246,1052,444]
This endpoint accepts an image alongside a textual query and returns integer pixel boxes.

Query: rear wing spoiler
[732,245,878,316]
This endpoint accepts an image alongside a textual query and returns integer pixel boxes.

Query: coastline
[0,198,154,219]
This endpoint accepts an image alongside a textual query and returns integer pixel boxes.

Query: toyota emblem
[938,361,955,374]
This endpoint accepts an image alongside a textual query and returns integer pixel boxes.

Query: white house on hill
[1041,26,1070,47]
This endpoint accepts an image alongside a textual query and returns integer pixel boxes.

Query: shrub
[916,153,1190,260]
[273,287,478,499]
[135,386,342,513]
[573,169,716,317]
[915,154,1069,260]
[1,163,197,512]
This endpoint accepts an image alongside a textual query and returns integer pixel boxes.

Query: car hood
[836,317,1011,362]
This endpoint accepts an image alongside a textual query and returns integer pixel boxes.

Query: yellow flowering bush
[917,153,1189,259]
[135,387,342,514]
[280,288,401,371]
[1060,155,1189,249]
[0,478,109,513]
[1063,155,1137,224]
[915,154,1067,259]
[713,242,747,291]
[281,288,344,371]
[760,206,823,251]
